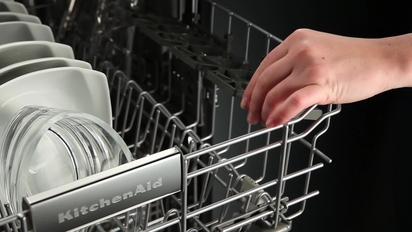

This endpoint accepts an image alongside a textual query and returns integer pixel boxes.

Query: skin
[241,28,412,127]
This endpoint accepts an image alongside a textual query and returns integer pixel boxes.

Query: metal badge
[23,147,182,232]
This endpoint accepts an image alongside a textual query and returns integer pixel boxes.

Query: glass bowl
[0,106,133,211]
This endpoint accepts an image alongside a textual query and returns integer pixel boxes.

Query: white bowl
[0,1,27,14]
[0,41,74,69]
[0,22,54,45]
[0,12,41,23]
[0,57,91,85]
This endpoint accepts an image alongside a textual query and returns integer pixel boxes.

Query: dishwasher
[0,0,340,231]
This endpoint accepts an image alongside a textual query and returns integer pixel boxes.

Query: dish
[0,12,41,24]
[0,41,74,69]
[1,106,132,211]
[0,1,28,14]
[0,57,91,86]
[0,22,54,45]
[0,67,112,137]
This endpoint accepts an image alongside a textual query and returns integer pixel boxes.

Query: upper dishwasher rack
[0,0,341,231]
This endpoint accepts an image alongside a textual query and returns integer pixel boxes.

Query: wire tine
[218,174,233,223]
[169,124,177,148]
[295,105,334,217]
[113,77,123,130]
[210,2,215,33]
[234,123,252,169]
[186,140,199,186]
[199,156,214,209]
[4,204,17,232]
[201,85,217,142]
[120,87,133,138]
[245,23,251,61]
[185,72,202,129]
[159,200,166,218]
[157,116,180,152]
[95,224,106,232]
[244,195,252,213]
[150,110,161,154]
[136,103,164,147]
[133,96,145,156]
[159,51,173,105]
[112,217,129,232]
[217,96,234,155]
[255,132,271,183]
[133,207,142,232]
[173,92,185,117]
[265,34,271,55]
[122,88,139,134]
[203,166,220,202]
[124,211,130,229]
[281,123,295,195]
[0,203,11,232]
[227,12,233,39]
[274,125,290,228]
[143,203,152,230]
[21,215,28,232]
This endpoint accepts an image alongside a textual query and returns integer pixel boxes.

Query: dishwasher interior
[0,0,340,231]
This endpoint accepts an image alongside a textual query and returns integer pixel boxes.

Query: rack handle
[23,147,183,232]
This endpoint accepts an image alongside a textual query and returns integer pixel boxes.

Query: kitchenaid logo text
[58,178,163,223]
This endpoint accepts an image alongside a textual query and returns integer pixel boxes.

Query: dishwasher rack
[0,1,341,231]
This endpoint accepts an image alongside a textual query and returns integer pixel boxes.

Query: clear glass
[0,106,133,211]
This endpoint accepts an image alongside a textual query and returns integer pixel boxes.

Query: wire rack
[0,1,341,231]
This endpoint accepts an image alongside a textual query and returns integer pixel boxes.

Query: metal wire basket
[0,1,341,231]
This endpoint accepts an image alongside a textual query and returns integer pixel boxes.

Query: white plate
[0,41,74,69]
[0,12,41,23]
[0,67,111,136]
[0,1,27,14]
[0,67,110,205]
[0,57,92,86]
[0,22,54,45]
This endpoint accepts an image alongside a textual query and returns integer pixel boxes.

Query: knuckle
[290,28,311,41]
[256,73,268,89]
[289,94,305,109]
[296,41,317,61]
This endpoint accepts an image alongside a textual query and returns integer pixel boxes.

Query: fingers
[241,41,289,110]
[247,55,293,124]
[265,84,327,127]
[260,76,297,123]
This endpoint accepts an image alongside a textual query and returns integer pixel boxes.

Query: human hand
[241,28,409,127]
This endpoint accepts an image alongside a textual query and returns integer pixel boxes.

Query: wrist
[378,34,412,90]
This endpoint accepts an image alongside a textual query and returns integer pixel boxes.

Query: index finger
[241,40,289,110]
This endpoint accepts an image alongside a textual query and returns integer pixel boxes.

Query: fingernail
[266,118,276,127]
[241,97,249,109]
[247,111,255,124]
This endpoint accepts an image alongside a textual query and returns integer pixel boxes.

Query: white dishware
[0,67,115,211]
[0,67,112,133]
[0,21,54,45]
[0,1,27,14]
[0,41,74,69]
[0,57,91,85]
[0,12,41,23]
[1,106,132,212]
